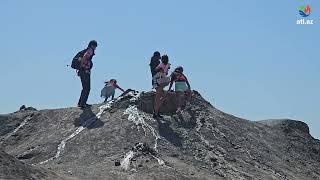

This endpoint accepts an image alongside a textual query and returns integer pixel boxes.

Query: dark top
[149,57,160,77]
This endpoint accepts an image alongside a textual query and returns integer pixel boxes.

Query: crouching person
[168,66,192,112]
[101,79,125,102]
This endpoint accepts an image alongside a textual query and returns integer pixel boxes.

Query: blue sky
[0,0,319,139]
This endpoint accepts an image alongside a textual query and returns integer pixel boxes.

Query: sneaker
[176,108,182,114]
[85,104,92,107]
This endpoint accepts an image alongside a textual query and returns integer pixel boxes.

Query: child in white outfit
[101,79,125,102]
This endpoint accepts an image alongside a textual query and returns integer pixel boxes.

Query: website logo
[299,5,311,17]
[296,5,314,25]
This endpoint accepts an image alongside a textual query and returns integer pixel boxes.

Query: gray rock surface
[0,90,319,180]
[0,148,70,180]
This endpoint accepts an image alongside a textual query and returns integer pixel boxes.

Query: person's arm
[155,63,163,71]
[186,80,191,90]
[184,74,191,90]
[165,64,171,75]
[168,73,175,91]
[114,84,125,92]
[168,81,174,91]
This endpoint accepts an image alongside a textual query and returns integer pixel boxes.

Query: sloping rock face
[0,148,69,180]
[0,90,319,180]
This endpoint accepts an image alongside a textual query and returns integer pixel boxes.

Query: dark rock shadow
[0,115,10,136]
[157,119,182,147]
[74,108,104,129]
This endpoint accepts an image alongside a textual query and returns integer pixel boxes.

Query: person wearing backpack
[168,66,191,113]
[71,40,97,108]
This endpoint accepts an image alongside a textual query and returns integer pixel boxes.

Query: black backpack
[71,49,87,70]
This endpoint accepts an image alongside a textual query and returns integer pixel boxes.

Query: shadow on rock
[74,108,104,129]
[157,119,182,147]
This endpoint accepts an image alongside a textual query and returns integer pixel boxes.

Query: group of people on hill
[72,40,191,118]
[149,51,191,118]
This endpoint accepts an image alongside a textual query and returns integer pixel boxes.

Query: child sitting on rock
[101,79,125,102]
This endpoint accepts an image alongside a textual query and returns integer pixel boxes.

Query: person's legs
[154,87,160,114]
[158,89,166,110]
[181,94,187,109]
[110,90,115,100]
[78,72,85,106]
[82,73,91,105]
[154,86,164,117]
[175,82,190,110]
[185,90,192,104]
[175,91,183,110]
[78,72,91,106]
[104,96,109,103]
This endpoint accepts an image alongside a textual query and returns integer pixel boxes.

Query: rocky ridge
[0,90,319,180]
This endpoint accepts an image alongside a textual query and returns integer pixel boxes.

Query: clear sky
[0,1,319,139]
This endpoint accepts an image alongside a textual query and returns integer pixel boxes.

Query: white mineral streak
[122,102,165,169]
[1,116,32,144]
[151,155,165,165]
[39,100,115,164]
[124,105,160,150]
[120,151,134,170]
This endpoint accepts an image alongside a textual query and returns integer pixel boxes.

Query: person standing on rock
[76,40,98,108]
[149,51,162,118]
[151,54,171,118]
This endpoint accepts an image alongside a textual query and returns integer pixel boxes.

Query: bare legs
[176,90,192,110]
[176,91,184,109]
[154,86,165,117]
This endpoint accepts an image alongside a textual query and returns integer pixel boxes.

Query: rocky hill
[0,148,70,180]
[1,90,319,180]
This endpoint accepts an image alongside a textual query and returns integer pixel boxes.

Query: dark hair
[161,55,169,65]
[153,51,160,58]
[110,79,117,84]
[88,40,98,47]
[175,66,183,73]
